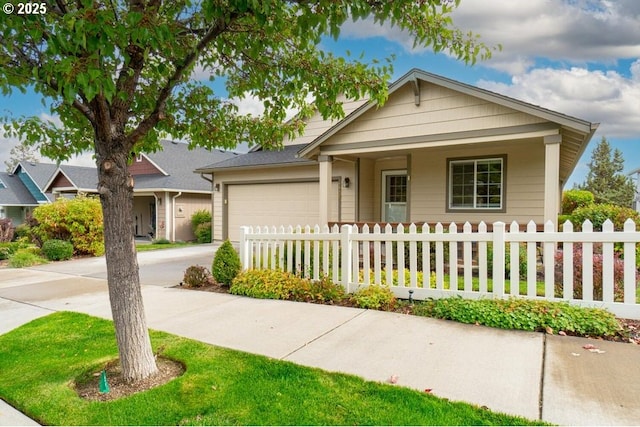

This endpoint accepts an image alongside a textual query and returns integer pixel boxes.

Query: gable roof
[297,68,598,159]
[0,171,39,206]
[41,140,239,193]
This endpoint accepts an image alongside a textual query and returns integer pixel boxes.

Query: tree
[0,0,491,382]
[577,137,635,207]
[4,141,39,172]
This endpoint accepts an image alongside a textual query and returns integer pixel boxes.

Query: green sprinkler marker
[99,370,110,394]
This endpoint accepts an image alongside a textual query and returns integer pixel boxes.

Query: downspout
[152,193,159,239]
[171,191,183,242]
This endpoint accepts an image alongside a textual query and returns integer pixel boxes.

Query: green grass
[135,241,198,252]
[0,312,543,426]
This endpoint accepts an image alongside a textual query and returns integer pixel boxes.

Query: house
[196,69,598,242]
[0,162,59,225]
[42,140,237,241]
[2,140,236,240]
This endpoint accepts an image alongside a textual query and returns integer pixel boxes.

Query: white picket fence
[239,219,640,319]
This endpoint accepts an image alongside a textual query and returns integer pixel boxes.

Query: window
[448,157,505,210]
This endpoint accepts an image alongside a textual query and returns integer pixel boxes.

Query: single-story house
[196,69,598,241]
[2,140,236,240]
[42,140,237,241]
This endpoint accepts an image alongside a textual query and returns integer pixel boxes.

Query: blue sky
[1,0,639,188]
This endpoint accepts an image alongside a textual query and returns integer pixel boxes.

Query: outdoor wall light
[343,177,350,188]
[214,183,221,192]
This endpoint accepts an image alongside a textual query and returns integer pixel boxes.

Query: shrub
[183,265,213,288]
[569,204,640,231]
[32,195,104,256]
[212,240,241,285]
[230,269,346,304]
[0,218,14,242]
[562,189,594,214]
[0,242,25,260]
[350,285,396,310]
[554,244,625,301]
[194,222,212,244]
[414,297,620,337]
[230,269,299,299]
[41,239,74,261]
[8,249,47,268]
[191,210,211,232]
[486,242,528,280]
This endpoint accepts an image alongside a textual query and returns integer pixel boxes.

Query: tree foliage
[576,137,635,207]
[0,0,492,382]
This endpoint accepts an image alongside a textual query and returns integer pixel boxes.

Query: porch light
[343,177,350,188]
[214,183,221,192]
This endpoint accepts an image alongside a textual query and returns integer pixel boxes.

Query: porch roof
[194,144,313,172]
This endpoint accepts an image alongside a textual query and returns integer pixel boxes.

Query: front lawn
[0,312,542,426]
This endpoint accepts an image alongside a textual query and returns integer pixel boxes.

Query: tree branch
[127,12,240,145]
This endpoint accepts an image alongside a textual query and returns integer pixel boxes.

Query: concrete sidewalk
[1,254,640,425]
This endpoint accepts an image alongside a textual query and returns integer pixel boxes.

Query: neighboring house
[629,167,640,212]
[0,162,59,225]
[42,140,237,241]
[196,69,598,241]
[1,140,236,240]
[0,171,40,225]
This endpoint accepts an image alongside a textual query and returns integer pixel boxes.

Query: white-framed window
[448,156,505,211]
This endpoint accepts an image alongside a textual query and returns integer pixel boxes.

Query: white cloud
[477,60,640,138]
[340,1,640,74]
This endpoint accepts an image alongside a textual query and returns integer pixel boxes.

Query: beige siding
[282,97,368,147]
[174,193,211,241]
[326,83,547,147]
[409,139,546,224]
[358,158,375,221]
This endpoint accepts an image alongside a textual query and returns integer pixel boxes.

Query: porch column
[318,155,333,227]
[164,191,171,240]
[544,134,562,230]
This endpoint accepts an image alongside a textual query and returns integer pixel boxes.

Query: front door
[382,170,407,223]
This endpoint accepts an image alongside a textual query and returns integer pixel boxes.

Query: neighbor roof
[0,172,39,206]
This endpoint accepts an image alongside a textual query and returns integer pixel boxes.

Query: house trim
[317,123,560,156]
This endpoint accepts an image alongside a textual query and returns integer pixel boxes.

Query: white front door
[382,170,407,223]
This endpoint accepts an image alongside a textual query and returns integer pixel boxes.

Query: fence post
[624,219,636,304]
[239,226,250,270]
[492,222,505,297]
[341,224,353,293]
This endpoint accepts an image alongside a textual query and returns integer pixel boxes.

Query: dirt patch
[74,357,185,401]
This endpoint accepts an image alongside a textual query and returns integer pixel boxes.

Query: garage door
[227,181,339,241]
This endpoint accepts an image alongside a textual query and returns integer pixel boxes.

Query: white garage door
[227,181,339,241]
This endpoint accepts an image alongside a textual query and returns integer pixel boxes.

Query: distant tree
[4,142,39,172]
[577,137,635,207]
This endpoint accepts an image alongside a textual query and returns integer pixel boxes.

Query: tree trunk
[98,149,158,382]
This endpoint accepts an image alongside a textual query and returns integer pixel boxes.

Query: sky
[1,0,639,189]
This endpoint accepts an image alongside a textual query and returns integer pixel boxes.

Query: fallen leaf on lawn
[424,389,433,393]
[388,375,398,384]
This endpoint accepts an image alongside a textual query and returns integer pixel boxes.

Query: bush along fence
[238,219,640,319]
